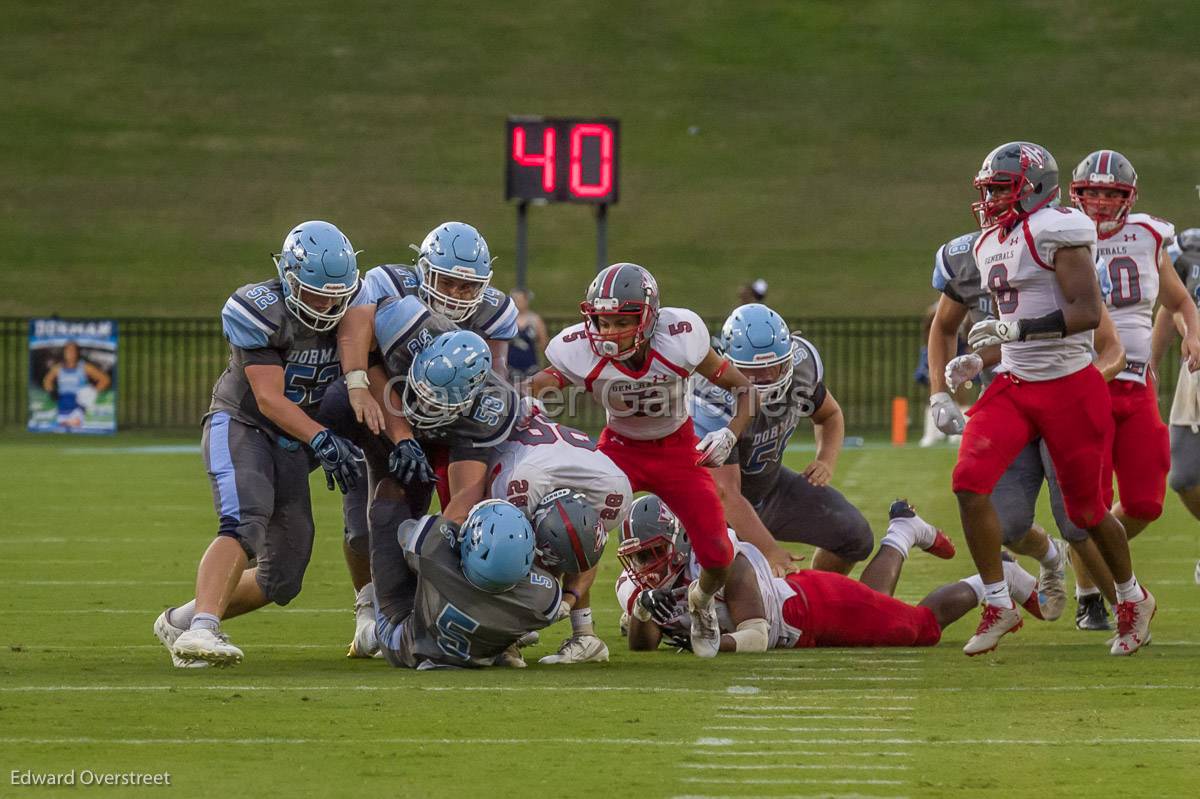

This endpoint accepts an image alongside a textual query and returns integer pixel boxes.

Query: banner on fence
[27,319,118,434]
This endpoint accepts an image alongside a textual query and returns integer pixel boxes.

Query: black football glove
[637,587,684,627]
[309,429,364,494]
[388,438,436,485]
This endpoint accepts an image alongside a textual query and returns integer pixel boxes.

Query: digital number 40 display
[505,117,619,204]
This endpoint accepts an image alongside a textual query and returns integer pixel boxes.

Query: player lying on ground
[692,303,873,576]
[154,221,364,668]
[1153,227,1200,583]
[615,496,1049,652]
[930,226,1126,629]
[529,263,761,658]
[954,141,1154,657]
[332,221,516,656]
[373,499,563,669]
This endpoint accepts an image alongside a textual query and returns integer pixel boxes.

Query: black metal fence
[0,315,1184,436]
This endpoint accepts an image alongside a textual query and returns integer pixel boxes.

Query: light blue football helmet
[403,330,492,428]
[719,303,795,403]
[459,499,536,593]
[412,221,493,322]
[273,220,360,332]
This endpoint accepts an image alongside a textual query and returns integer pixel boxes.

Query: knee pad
[838,516,874,563]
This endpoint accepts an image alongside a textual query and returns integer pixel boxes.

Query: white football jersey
[545,307,711,440]
[1095,213,1174,384]
[973,205,1098,381]
[488,414,632,531]
[615,530,801,649]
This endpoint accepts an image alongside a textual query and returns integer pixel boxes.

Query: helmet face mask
[617,495,690,591]
[720,303,794,404]
[739,359,793,403]
[274,221,360,332]
[1070,150,1138,238]
[581,263,661,361]
[971,142,1060,230]
[414,222,493,322]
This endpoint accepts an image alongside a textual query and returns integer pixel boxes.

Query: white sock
[881,516,935,558]
[1115,576,1142,604]
[190,612,220,633]
[354,583,376,621]
[983,579,1011,608]
[960,574,985,603]
[570,608,594,637]
[690,581,716,608]
[168,600,196,629]
[1003,561,1037,606]
[1076,585,1101,599]
[1038,538,1060,568]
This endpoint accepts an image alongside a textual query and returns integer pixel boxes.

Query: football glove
[388,438,436,485]
[929,392,965,436]
[695,427,737,467]
[634,587,685,626]
[309,429,364,494]
[944,353,984,392]
[968,319,1021,351]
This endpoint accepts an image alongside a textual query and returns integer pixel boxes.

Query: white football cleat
[514,631,540,648]
[347,584,380,659]
[172,627,244,667]
[153,610,208,669]
[1194,559,1200,585]
[538,634,610,665]
[1037,541,1068,622]
[687,580,720,659]
[493,644,527,668]
[962,603,1022,656]
[1110,588,1156,656]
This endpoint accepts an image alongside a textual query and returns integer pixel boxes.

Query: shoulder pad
[791,336,824,387]
[376,294,433,356]
[357,264,420,307]
[222,281,283,349]
[472,289,519,340]
[1128,213,1176,246]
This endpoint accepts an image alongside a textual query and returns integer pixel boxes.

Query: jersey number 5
[434,604,480,660]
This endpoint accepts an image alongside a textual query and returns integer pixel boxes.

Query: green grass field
[6,1,1200,318]
[1,432,1198,797]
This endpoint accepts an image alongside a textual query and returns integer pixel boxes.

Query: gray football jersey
[210,278,342,436]
[353,263,519,341]
[391,514,561,668]
[412,371,520,464]
[932,231,991,325]
[690,335,826,505]
[1171,228,1200,307]
[374,294,459,381]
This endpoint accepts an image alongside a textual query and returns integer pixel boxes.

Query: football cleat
[1194,559,1200,585]
[172,628,244,667]
[888,499,955,559]
[1036,541,1068,622]
[493,644,527,668]
[347,585,380,659]
[618,611,630,637]
[1019,591,1045,621]
[687,580,721,659]
[153,610,208,669]
[515,631,540,649]
[1075,593,1112,631]
[1110,588,1156,656]
[537,634,610,665]
[962,603,1023,656]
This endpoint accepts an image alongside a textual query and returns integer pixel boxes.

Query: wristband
[345,369,370,390]
[1017,310,1067,341]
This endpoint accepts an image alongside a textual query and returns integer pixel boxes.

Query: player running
[615,496,1036,653]
[489,413,632,664]
[929,230,1125,627]
[529,263,760,658]
[691,303,873,575]
[154,221,364,667]
[372,499,563,669]
[954,141,1154,657]
[1152,227,1200,583]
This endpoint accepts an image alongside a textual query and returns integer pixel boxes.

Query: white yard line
[715,706,914,712]
[4,580,192,586]
[741,676,920,682]
[704,726,902,733]
[692,737,1200,746]
[680,764,910,771]
[672,795,909,799]
[714,714,911,721]
[680,777,906,786]
[700,751,912,758]
[0,736,680,747]
[747,666,920,672]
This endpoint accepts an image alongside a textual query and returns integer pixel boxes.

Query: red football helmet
[580,263,660,361]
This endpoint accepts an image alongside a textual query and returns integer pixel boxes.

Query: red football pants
[1104,378,1169,521]
[782,570,942,647]
[952,366,1114,530]
[598,418,735,570]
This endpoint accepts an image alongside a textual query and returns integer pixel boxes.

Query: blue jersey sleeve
[221,292,279,349]
[375,295,432,357]
[931,244,953,292]
[689,378,734,437]
[476,290,519,341]
[352,265,412,308]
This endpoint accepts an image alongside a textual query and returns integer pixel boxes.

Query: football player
[615,496,1040,653]
[529,263,762,658]
[489,414,632,664]
[929,230,1125,628]
[333,222,515,646]
[690,303,873,575]
[954,141,1153,657]
[373,499,562,669]
[154,221,364,667]
[1152,227,1200,583]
